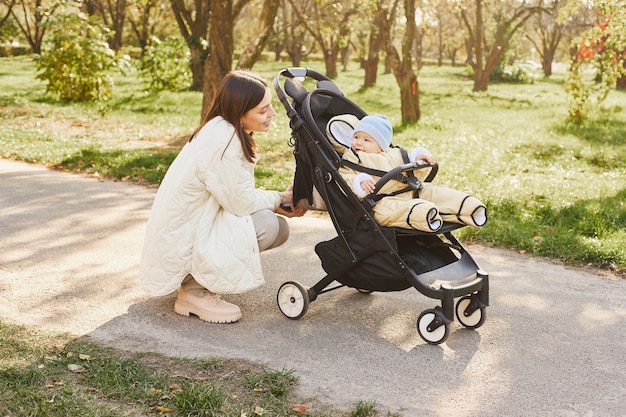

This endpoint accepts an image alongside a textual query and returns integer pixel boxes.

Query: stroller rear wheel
[417,309,450,345]
[277,281,310,319]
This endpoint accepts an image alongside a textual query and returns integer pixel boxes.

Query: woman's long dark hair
[190,70,268,163]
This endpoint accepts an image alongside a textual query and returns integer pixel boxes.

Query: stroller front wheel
[277,281,310,319]
[417,309,450,345]
[455,295,486,329]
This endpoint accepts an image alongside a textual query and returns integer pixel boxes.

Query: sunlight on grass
[1,56,624,273]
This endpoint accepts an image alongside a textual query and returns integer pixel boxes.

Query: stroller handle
[273,67,332,114]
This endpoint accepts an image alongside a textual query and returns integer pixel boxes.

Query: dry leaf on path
[291,404,310,414]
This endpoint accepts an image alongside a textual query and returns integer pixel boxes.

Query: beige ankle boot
[174,276,242,323]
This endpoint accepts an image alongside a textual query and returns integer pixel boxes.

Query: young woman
[140,70,305,324]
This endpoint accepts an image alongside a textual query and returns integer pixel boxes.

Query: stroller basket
[273,68,489,345]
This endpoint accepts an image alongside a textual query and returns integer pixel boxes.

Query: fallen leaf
[67,364,87,373]
[151,406,174,413]
[253,405,265,415]
[79,354,91,360]
[291,404,310,414]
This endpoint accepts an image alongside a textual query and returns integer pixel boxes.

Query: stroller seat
[273,67,490,345]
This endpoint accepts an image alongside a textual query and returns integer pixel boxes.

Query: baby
[328,114,487,232]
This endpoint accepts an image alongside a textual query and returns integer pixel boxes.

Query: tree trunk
[437,17,443,66]
[472,0,485,91]
[82,0,126,51]
[287,0,355,78]
[126,0,150,53]
[110,0,126,51]
[464,37,474,67]
[360,5,388,88]
[12,0,51,54]
[399,68,420,122]
[202,1,234,118]
[387,46,420,122]
[290,46,302,66]
[237,0,279,69]
[462,0,542,91]
[170,0,210,91]
[1,0,16,29]
[362,56,379,88]
[541,51,553,77]
[283,1,307,66]
[189,44,205,91]
[322,46,338,78]
[618,61,626,89]
[387,0,420,123]
[340,45,350,71]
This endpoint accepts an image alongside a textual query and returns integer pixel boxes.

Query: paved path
[1,158,625,417]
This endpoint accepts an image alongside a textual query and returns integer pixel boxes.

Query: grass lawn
[1,320,367,417]
[0,55,624,416]
[2,55,623,274]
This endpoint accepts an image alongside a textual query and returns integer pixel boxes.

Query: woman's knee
[251,210,290,251]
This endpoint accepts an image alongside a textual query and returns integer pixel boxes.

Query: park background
[1,1,625,416]
[1,0,624,275]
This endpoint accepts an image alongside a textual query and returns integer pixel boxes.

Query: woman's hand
[277,188,307,218]
[276,204,306,217]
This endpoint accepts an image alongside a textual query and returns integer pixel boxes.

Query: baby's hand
[415,153,435,165]
[353,173,375,198]
[410,147,435,165]
[360,178,376,194]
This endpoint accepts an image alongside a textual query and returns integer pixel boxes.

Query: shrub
[141,36,192,91]
[490,63,533,84]
[36,11,124,102]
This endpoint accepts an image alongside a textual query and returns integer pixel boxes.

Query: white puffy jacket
[140,116,281,296]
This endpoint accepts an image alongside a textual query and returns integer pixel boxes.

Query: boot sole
[174,300,242,324]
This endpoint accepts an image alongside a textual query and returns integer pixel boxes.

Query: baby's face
[352,131,382,153]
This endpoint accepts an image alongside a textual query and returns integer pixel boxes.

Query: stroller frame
[273,67,489,344]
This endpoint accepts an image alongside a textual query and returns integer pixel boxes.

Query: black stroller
[273,68,489,345]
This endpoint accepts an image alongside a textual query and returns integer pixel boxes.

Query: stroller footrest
[417,252,482,290]
[438,277,482,292]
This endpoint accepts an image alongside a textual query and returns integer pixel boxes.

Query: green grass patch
[2,320,377,416]
[1,56,624,274]
[58,147,179,184]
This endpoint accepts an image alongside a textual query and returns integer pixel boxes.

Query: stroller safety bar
[372,161,438,193]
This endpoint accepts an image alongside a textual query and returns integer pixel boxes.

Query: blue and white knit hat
[353,115,392,151]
